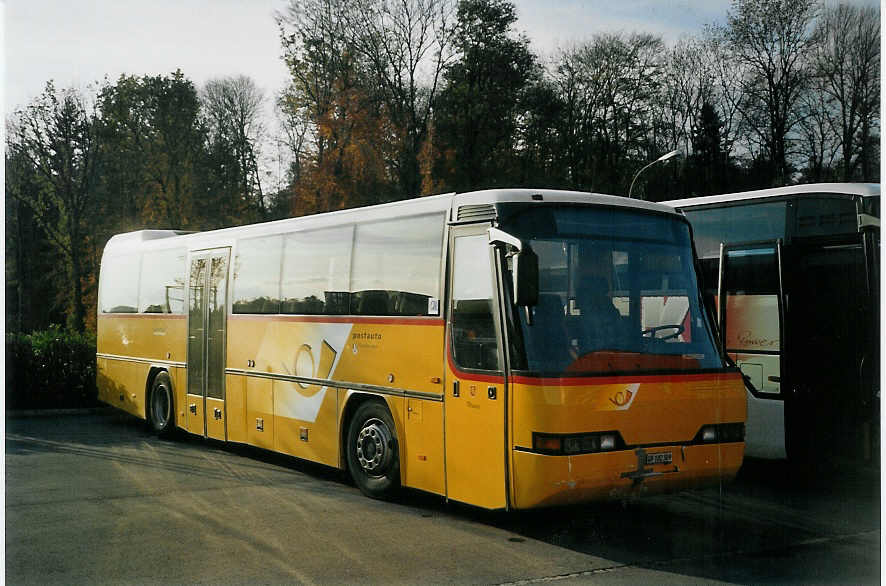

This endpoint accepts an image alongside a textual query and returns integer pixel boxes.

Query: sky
[4,0,879,116]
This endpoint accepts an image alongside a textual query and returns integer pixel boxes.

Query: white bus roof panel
[664,183,880,209]
[103,188,681,257]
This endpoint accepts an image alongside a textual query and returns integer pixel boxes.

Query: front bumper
[512,442,744,509]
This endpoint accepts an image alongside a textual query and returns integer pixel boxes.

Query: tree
[97,71,206,230]
[277,0,396,213]
[811,3,880,181]
[432,0,539,191]
[687,102,731,195]
[552,33,665,195]
[202,75,267,223]
[348,0,456,197]
[726,0,818,184]
[6,82,100,331]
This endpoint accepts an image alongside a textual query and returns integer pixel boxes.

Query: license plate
[646,451,672,465]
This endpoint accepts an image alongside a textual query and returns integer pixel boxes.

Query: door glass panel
[723,247,780,354]
[451,235,500,371]
[188,257,208,397]
[206,253,228,399]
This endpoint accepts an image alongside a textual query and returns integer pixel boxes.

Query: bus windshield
[503,206,723,376]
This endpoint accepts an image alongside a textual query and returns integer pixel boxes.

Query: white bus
[667,183,880,462]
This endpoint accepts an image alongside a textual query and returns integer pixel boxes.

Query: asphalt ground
[5,410,880,584]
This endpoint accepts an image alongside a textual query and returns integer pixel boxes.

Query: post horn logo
[608,383,639,410]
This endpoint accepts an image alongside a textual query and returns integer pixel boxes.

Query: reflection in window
[504,207,722,376]
[232,235,283,313]
[100,254,142,313]
[350,214,444,316]
[282,226,353,315]
[451,235,500,371]
[139,248,186,313]
[684,202,786,258]
[795,196,858,237]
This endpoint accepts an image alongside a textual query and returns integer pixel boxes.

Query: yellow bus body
[96,189,747,510]
[98,312,745,509]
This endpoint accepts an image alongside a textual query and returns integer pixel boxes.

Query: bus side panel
[225,374,247,443]
[96,314,187,421]
[98,358,150,419]
[274,382,340,468]
[228,316,446,479]
[96,315,187,363]
[246,377,274,450]
[402,398,445,496]
[171,366,188,430]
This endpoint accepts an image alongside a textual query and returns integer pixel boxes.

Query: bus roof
[664,183,880,209]
[103,188,681,256]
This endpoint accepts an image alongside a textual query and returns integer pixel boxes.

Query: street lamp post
[628,149,680,199]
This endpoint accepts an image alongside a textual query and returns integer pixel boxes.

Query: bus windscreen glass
[504,207,723,376]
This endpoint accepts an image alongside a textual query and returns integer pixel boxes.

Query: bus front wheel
[346,401,401,499]
[149,371,175,437]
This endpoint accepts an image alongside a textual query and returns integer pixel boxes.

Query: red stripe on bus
[509,372,741,386]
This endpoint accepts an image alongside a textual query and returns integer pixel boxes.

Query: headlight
[533,431,624,455]
[694,423,744,444]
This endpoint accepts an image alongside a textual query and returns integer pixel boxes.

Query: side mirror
[513,247,539,307]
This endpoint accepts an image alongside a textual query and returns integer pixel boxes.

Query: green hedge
[6,326,98,410]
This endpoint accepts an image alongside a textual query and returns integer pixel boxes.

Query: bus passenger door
[444,227,508,509]
[718,241,786,459]
[186,248,231,441]
[785,237,870,461]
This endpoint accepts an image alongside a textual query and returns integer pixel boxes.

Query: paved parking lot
[6,411,880,584]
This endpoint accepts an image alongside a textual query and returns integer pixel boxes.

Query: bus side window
[451,235,500,371]
[232,235,283,314]
[350,214,444,316]
[139,248,186,314]
[100,253,142,313]
[281,226,353,315]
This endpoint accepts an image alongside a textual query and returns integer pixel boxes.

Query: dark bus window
[232,235,283,314]
[281,226,353,315]
[684,201,787,258]
[350,214,444,316]
[794,196,858,238]
[139,248,186,313]
[724,248,780,295]
[100,253,141,313]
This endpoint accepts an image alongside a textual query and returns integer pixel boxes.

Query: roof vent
[456,204,496,222]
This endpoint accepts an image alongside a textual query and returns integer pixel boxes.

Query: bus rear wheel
[346,401,400,499]
[149,372,175,437]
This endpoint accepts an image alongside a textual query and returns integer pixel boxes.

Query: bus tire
[149,371,175,437]
[346,400,401,499]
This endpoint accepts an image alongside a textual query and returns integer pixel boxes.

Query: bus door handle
[189,403,197,414]
[452,380,460,397]
[488,386,497,400]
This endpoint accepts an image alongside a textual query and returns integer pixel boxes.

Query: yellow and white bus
[97,189,746,510]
